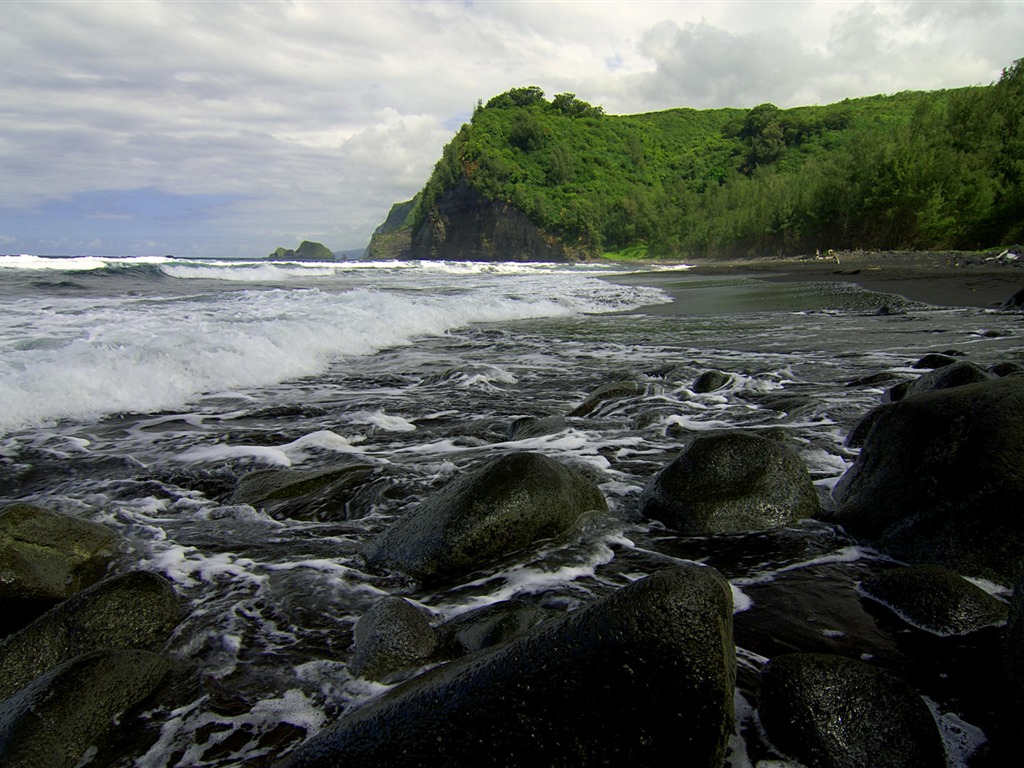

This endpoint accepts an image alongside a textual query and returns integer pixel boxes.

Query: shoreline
[612,250,1024,311]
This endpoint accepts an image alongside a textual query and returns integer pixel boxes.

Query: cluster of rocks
[6,344,1024,766]
[268,349,1023,766]
[0,504,185,767]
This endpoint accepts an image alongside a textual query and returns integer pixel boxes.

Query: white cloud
[0,0,1021,257]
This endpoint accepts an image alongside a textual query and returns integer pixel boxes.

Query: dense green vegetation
[407,63,1024,259]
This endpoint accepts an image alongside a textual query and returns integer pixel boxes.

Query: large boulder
[277,565,736,768]
[362,452,607,582]
[859,564,1008,636]
[757,653,946,768]
[0,570,184,700]
[902,360,992,397]
[0,649,172,768]
[833,376,1024,581]
[349,597,439,683]
[0,505,120,634]
[639,431,819,534]
[692,369,733,394]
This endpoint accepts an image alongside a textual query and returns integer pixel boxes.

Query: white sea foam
[0,260,669,434]
[348,409,417,432]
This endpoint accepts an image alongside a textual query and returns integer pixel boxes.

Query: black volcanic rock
[833,376,1024,581]
[0,649,172,768]
[757,653,946,768]
[639,431,819,534]
[277,565,736,768]
[0,504,121,635]
[349,597,439,683]
[0,571,183,700]
[859,564,1008,636]
[362,452,607,582]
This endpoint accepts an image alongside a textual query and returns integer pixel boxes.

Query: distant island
[269,240,335,261]
[366,59,1023,262]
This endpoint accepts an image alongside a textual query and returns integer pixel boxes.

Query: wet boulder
[639,431,819,534]
[990,361,1023,377]
[912,352,959,369]
[904,360,991,396]
[0,649,172,768]
[362,452,607,583]
[0,570,184,700]
[438,599,549,655]
[859,564,1008,636]
[0,504,121,634]
[277,565,736,768]
[692,369,732,394]
[757,653,946,768]
[568,380,646,417]
[349,597,439,683]
[884,361,990,402]
[844,402,896,448]
[231,464,376,521]
[833,376,1024,582]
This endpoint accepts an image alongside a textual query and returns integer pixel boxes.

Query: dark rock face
[0,570,183,700]
[349,597,439,682]
[410,180,572,262]
[362,452,607,582]
[0,649,172,768]
[639,431,819,535]
[833,376,1024,581]
[0,504,121,634]
[757,653,946,768]
[692,369,733,393]
[859,564,1008,636]
[277,566,736,768]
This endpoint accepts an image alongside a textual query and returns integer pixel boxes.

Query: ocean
[0,254,1017,766]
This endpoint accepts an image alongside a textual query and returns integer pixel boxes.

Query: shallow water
[1,255,1020,765]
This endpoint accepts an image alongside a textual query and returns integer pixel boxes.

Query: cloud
[1,0,1021,257]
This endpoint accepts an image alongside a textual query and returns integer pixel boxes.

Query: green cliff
[367,62,1023,261]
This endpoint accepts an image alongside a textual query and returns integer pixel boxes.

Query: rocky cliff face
[365,200,416,261]
[366,181,575,262]
[411,180,571,262]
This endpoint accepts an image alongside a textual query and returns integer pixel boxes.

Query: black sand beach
[686,251,1024,310]
[607,251,1024,313]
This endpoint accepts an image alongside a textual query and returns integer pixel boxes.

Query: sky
[1,0,1022,259]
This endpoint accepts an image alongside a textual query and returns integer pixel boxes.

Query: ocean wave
[0,269,668,435]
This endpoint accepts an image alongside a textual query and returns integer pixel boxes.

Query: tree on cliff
[377,63,1024,261]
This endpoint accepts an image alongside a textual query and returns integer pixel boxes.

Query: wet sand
[609,251,1024,313]
[685,251,1024,309]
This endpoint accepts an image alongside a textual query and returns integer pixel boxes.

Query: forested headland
[368,59,1024,261]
